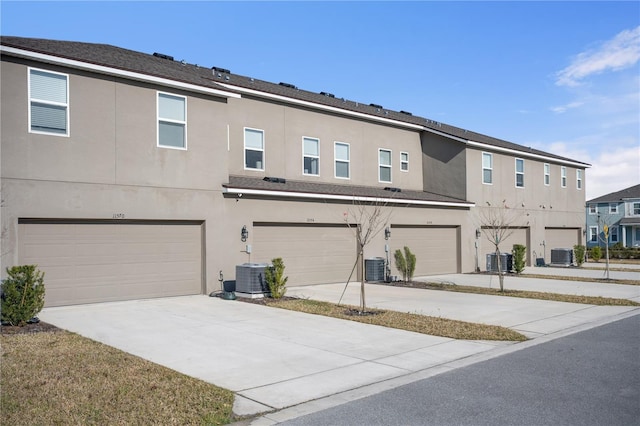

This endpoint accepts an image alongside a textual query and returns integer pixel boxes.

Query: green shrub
[265,258,288,299]
[1,265,46,326]
[512,244,526,274]
[394,246,417,282]
[573,245,586,266]
[590,246,602,262]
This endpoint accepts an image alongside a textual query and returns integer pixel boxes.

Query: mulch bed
[1,321,61,335]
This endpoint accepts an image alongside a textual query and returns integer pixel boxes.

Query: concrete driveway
[38,271,639,423]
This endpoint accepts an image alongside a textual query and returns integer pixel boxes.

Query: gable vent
[153,52,174,61]
[279,82,298,89]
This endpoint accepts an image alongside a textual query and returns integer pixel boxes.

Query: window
[609,203,618,214]
[157,92,186,149]
[29,68,69,135]
[303,137,319,175]
[544,163,550,186]
[400,152,409,172]
[561,166,567,188]
[588,204,597,215]
[577,169,583,190]
[482,152,493,184]
[610,226,618,243]
[589,226,598,243]
[515,158,524,188]
[334,142,350,179]
[633,202,640,216]
[379,149,392,183]
[244,128,264,170]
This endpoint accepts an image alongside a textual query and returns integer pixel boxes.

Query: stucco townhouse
[1,36,590,307]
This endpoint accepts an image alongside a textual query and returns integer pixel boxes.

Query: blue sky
[2,1,638,199]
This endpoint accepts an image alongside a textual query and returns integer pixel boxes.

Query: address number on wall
[112,213,125,219]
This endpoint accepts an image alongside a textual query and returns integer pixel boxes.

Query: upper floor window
[379,149,392,183]
[589,226,598,242]
[157,92,186,149]
[400,152,409,172]
[334,142,350,179]
[588,204,597,215]
[544,163,550,186]
[244,128,264,170]
[577,169,583,190]
[609,203,618,214]
[303,137,319,176]
[633,202,640,216]
[561,166,567,188]
[482,152,493,184]
[29,68,69,136]
[515,158,524,188]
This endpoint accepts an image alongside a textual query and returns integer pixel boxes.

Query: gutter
[223,186,475,208]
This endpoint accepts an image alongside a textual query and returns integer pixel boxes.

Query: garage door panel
[253,225,356,286]
[18,222,203,307]
[391,227,459,276]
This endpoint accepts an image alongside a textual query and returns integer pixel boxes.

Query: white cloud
[550,101,584,114]
[556,26,640,87]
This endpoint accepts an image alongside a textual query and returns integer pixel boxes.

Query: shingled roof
[588,184,640,203]
[1,35,589,166]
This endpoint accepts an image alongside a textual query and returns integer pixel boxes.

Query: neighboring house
[586,185,640,248]
[0,36,589,307]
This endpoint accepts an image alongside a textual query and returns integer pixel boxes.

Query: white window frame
[610,226,618,243]
[302,136,320,176]
[544,163,550,186]
[482,152,493,185]
[515,158,525,188]
[244,127,265,170]
[379,148,392,183]
[588,204,597,215]
[334,142,350,179]
[609,203,618,214]
[589,226,598,243]
[400,151,409,172]
[576,169,583,190]
[561,166,567,188]
[157,92,187,150]
[634,202,640,216]
[28,67,70,137]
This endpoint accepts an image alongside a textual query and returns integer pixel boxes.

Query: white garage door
[252,223,357,286]
[545,227,581,262]
[18,221,203,307]
[390,226,460,276]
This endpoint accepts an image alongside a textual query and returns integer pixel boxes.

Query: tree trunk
[495,247,504,292]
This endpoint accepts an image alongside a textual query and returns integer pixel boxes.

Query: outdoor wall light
[241,225,248,242]
[384,227,391,240]
[476,228,481,239]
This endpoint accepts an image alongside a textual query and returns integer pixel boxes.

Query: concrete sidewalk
[38,272,639,425]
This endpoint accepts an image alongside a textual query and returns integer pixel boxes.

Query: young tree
[478,202,527,292]
[342,199,392,313]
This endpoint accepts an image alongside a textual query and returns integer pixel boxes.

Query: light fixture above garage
[241,225,248,242]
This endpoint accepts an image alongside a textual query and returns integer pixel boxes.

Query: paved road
[282,314,640,426]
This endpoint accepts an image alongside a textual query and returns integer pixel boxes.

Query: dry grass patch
[1,330,234,425]
[264,299,526,341]
[521,273,640,286]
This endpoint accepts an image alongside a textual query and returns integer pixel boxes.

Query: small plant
[590,246,602,263]
[573,245,586,266]
[394,246,417,282]
[1,265,46,326]
[512,244,526,274]
[265,258,288,299]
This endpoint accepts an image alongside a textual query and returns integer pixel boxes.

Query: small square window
[609,204,618,214]
[588,204,597,215]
